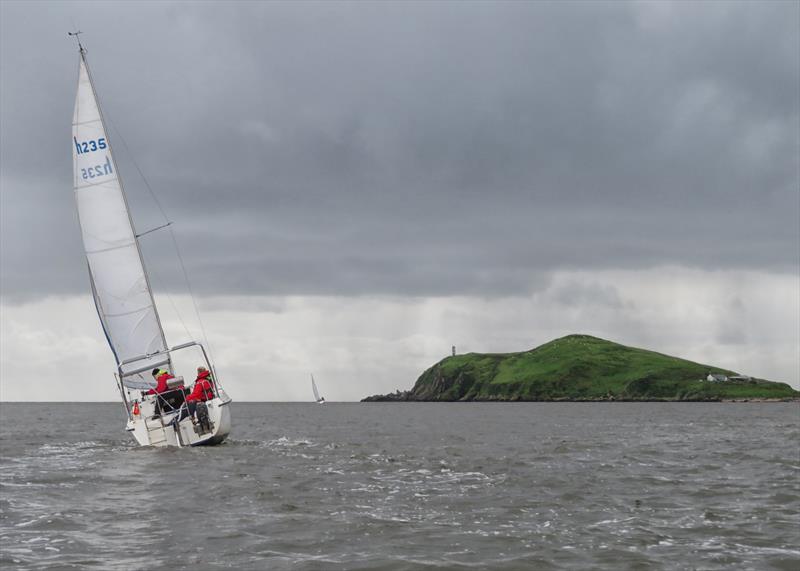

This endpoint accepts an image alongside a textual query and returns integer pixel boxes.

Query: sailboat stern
[126,394,232,447]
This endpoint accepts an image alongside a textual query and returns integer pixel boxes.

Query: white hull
[126,392,232,447]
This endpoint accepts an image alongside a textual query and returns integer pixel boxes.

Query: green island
[362,334,799,402]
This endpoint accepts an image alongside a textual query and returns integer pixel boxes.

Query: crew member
[187,366,215,423]
[147,368,174,395]
[147,367,177,419]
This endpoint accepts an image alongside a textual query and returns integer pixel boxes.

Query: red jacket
[187,370,215,402]
[147,371,174,395]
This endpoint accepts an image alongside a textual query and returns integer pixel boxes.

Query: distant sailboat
[70,35,232,446]
[311,374,326,404]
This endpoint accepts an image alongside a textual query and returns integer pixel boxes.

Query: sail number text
[74,136,107,154]
[74,136,114,181]
[79,155,114,181]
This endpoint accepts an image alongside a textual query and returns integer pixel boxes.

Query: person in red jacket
[147,368,177,419]
[147,368,174,395]
[187,366,215,424]
[187,366,214,402]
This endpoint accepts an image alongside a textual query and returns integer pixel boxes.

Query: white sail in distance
[72,50,169,389]
[311,375,322,402]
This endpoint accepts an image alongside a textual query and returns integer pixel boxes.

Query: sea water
[1,402,798,570]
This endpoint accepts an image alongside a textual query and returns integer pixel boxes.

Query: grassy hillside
[398,335,798,401]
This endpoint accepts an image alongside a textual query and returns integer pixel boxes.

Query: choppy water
[1,403,798,570]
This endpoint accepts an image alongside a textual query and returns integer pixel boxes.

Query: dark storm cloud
[1,1,797,301]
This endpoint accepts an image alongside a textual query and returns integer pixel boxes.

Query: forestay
[72,51,169,389]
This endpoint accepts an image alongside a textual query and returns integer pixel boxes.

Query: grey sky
[2,1,797,301]
[1,1,798,400]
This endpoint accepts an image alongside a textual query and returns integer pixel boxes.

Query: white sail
[311,374,322,402]
[72,51,169,389]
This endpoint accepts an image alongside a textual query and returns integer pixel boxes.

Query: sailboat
[71,36,232,446]
[311,374,325,404]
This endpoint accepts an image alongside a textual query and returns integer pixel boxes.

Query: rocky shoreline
[361,391,800,403]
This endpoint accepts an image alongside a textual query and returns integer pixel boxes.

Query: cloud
[1,3,798,402]
[2,268,797,402]
[1,1,798,302]
[549,280,624,309]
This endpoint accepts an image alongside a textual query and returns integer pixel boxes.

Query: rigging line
[167,226,217,367]
[145,255,195,344]
[104,114,171,226]
[136,221,173,239]
[104,112,215,363]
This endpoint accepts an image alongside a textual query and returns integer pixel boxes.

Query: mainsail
[311,374,322,402]
[72,48,169,389]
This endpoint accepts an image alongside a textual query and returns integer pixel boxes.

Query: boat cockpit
[115,342,229,443]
